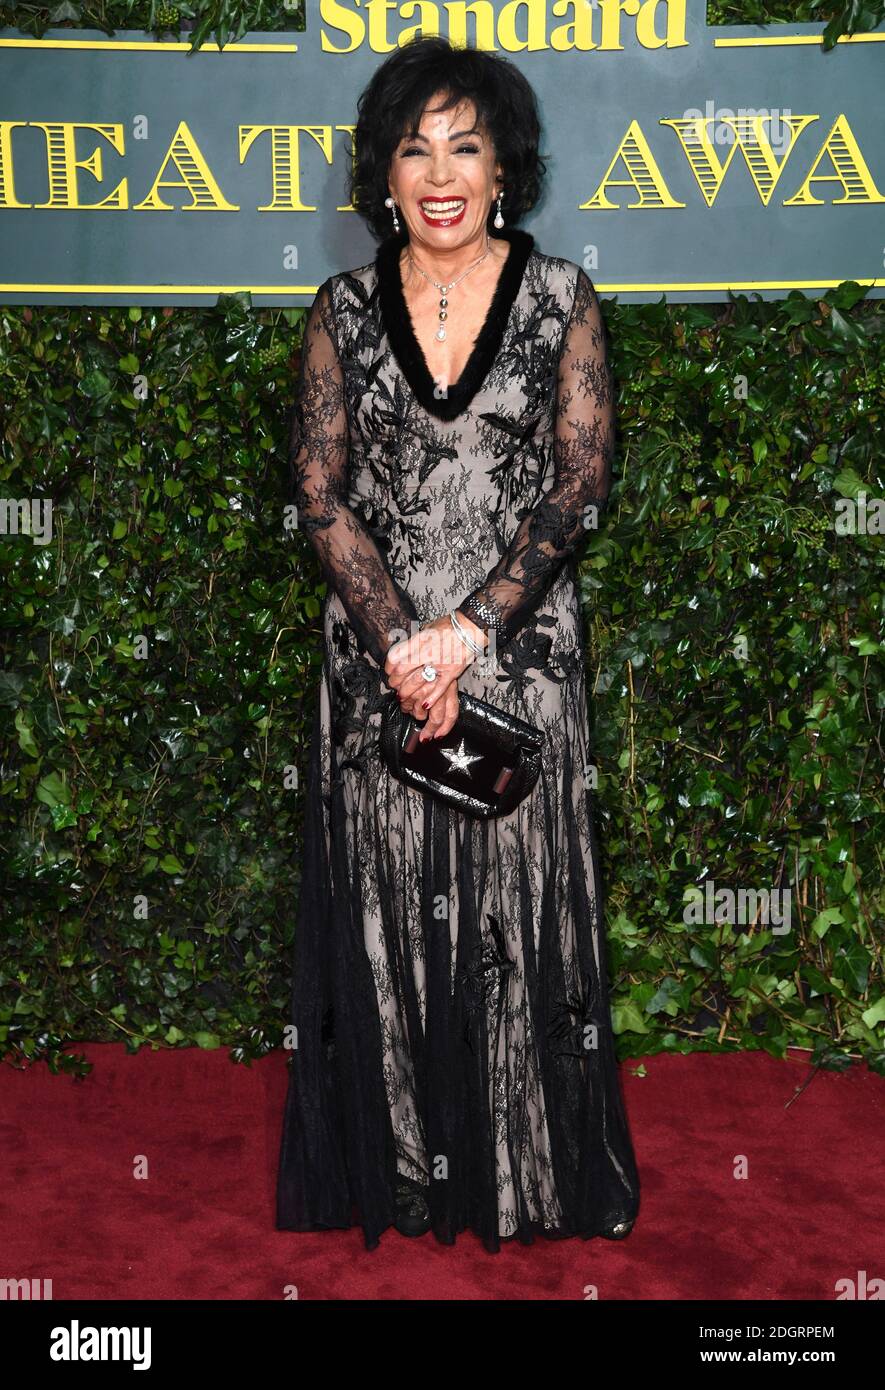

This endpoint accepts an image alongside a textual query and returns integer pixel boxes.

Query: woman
[276,35,640,1254]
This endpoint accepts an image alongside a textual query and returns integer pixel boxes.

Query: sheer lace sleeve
[457,266,614,648]
[290,278,421,668]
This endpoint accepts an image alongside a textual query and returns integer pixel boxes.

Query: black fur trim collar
[375,226,535,422]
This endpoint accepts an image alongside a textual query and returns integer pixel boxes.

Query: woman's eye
[399,144,481,156]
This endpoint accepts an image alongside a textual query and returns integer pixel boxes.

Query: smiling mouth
[419,198,466,220]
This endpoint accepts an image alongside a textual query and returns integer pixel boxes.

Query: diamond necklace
[406,235,492,342]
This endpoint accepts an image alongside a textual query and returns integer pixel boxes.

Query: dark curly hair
[350,36,547,242]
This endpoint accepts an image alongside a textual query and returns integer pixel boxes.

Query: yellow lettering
[319,0,366,51]
[0,122,29,208]
[598,0,687,51]
[439,3,494,51]
[598,0,637,50]
[398,1,446,48]
[498,0,553,51]
[549,1,596,53]
[784,113,885,206]
[320,0,687,53]
[661,114,818,206]
[133,121,238,211]
[240,125,335,211]
[636,0,687,49]
[582,119,685,209]
[30,123,127,209]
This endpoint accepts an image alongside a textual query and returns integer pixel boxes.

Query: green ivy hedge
[1,2,883,1078]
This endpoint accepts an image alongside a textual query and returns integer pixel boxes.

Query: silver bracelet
[460,594,508,642]
[449,609,484,660]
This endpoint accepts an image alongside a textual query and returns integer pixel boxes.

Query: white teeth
[420,199,465,215]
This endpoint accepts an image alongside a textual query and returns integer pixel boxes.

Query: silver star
[441,739,483,776]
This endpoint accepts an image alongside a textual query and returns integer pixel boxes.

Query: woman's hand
[384,614,476,726]
[419,680,460,742]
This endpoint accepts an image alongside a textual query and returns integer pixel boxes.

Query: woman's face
[387,93,502,244]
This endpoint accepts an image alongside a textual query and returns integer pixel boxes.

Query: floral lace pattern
[277,231,640,1253]
[458,266,615,645]
[289,282,420,667]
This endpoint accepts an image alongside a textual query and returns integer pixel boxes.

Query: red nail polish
[422,700,431,709]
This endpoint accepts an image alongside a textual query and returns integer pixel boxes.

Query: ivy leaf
[611,1001,651,1034]
[861,998,885,1030]
[833,467,870,499]
[810,908,844,938]
[15,709,39,756]
[36,771,71,808]
[826,306,866,347]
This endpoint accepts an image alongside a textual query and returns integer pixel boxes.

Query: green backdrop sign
[1,0,884,303]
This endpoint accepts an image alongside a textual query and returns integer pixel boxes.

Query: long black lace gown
[276,225,640,1253]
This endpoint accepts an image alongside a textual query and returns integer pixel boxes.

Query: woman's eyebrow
[399,127,483,142]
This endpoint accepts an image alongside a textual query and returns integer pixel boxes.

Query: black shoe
[600,1217,635,1240]
[394,1174,431,1237]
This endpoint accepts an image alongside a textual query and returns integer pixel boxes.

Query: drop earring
[384,195,401,233]
[493,191,504,229]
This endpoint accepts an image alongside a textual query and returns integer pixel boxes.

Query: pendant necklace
[406,235,492,341]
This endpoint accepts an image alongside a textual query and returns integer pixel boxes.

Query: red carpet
[1,1045,881,1300]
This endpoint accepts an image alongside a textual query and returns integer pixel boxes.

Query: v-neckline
[375,225,535,422]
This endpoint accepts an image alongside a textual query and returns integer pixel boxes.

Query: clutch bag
[379,689,545,819]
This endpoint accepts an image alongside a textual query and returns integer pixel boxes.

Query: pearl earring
[385,195,401,233]
[494,191,504,228]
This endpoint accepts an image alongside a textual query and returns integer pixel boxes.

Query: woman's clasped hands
[384,614,477,742]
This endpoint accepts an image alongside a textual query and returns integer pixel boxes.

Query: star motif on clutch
[440,739,482,776]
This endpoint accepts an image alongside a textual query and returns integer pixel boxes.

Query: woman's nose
[427,157,455,185]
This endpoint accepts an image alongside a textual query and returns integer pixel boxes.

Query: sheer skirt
[277,241,641,1253]
[276,608,641,1253]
